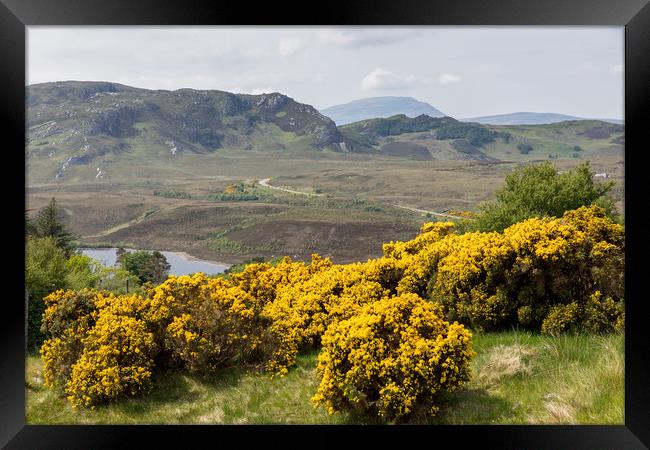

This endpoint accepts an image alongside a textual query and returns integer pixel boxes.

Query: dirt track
[257,178,324,197]
[390,204,463,219]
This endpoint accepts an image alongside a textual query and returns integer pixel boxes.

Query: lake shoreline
[78,241,250,266]
[79,247,231,276]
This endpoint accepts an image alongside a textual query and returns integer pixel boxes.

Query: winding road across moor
[256,178,464,220]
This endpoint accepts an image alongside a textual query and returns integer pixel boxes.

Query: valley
[26,82,624,265]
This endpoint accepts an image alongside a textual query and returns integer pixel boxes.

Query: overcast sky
[27,26,623,119]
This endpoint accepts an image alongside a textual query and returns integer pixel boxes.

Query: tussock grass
[26,331,623,425]
[475,343,537,386]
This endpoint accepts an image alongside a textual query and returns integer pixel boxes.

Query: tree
[469,161,617,232]
[65,253,102,290]
[94,266,141,294]
[25,236,69,350]
[118,250,170,284]
[25,209,37,236]
[146,251,172,284]
[32,198,77,256]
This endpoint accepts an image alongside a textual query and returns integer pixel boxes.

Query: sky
[27,26,624,119]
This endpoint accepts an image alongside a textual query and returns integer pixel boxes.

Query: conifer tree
[33,198,77,256]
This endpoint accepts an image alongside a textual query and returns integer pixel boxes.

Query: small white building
[594,172,609,179]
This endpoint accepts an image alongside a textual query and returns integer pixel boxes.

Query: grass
[429,331,624,425]
[26,331,624,425]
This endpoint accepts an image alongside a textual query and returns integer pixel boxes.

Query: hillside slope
[26,82,624,184]
[340,114,511,161]
[27,81,362,183]
[340,114,624,163]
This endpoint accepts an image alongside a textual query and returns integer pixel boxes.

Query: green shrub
[153,189,191,199]
[26,237,69,350]
[469,161,617,233]
[117,250,170,284]
[208,193,260,201]
[65,254,102,290]
[436,124,498,147]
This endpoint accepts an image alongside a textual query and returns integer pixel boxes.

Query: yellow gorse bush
[38,205,623,415]
[40,289,101,390]
[262,256,407,374]
[65,312,156,408]
[312,293,474,421]
[383,205,624,332]
[160,276,265,371]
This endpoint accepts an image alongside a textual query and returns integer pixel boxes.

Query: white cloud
[361,68,430,91]
[319,28,419,48]
[27,27,623,119]
[362,68,392,91]
[278,37,305,57]
[438,73,462,84]
[247,87,276,95]
[361,68,461,92]
[228,86,276,95]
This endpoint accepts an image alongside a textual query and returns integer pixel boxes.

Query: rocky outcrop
[256,95,343,148]
[253,93,290,112]
[89,106,141,138]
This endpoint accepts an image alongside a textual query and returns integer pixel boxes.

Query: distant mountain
[463,112,623,126]
[27,81,364,182]
[320,97,445,125]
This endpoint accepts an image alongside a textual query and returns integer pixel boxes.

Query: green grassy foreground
[26,331,623,425]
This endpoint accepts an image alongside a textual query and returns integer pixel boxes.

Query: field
[26,331,623,425]
[26,146,624,265]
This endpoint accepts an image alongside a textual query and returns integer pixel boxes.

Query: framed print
[2,0,649,447]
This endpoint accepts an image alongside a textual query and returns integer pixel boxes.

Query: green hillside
[27,81,366,183]
[340,115,622,163]
[27,82,624,184]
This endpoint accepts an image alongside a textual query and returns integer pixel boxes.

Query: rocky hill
[27,81,361,182]
[339,114,511,161]
[26,82,625,183]
[339,114,623,163]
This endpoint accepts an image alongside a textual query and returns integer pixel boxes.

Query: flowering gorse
[312,293,474,421]
[385,205,624,333]
[38,205,622,415]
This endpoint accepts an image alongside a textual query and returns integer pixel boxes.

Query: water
[80,248,230,276]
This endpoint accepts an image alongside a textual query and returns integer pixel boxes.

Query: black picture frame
[2,0,649,447]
